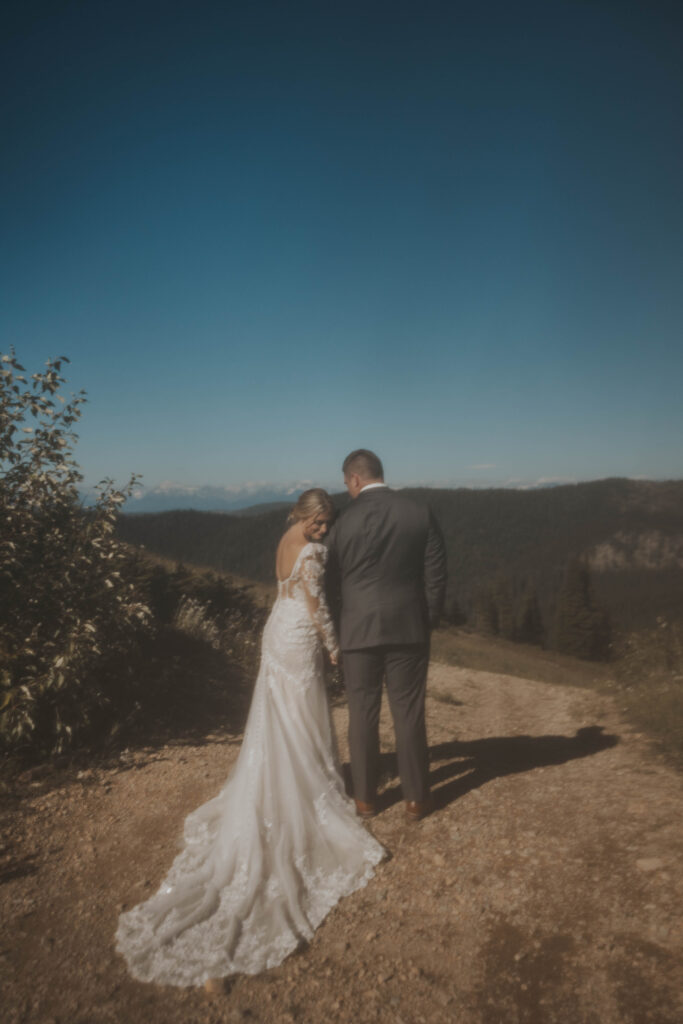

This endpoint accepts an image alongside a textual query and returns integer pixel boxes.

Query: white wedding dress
[115,542,384,986]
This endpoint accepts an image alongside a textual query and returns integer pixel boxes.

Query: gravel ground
[2,660,682,1024]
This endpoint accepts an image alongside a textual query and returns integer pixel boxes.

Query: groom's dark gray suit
[326,485,447,804]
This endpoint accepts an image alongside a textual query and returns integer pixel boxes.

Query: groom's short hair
[342,449,384,481]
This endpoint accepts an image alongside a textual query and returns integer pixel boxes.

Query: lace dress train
[115,542,384,986]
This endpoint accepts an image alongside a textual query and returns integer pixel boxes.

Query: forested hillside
[117,478,683,655]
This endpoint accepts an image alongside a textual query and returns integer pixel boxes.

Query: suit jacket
[326,486,447,651]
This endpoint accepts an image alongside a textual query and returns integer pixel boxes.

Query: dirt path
[2,662,683,1024]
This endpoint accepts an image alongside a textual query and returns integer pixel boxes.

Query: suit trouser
[342,643,430,804]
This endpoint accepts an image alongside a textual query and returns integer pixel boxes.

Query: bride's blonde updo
[287,488,335,525]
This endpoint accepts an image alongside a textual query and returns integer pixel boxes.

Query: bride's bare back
[276,528,308,583]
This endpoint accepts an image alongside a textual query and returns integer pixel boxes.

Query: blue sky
[2,0,682,492]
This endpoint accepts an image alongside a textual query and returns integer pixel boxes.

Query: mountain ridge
[102,475,680,515]
[116,477,683,633]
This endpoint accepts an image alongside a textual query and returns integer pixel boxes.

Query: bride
[115,489,384,987]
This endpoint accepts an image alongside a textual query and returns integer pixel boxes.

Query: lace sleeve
[299,545,340,658]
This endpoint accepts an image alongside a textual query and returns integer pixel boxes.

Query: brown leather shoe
[405,798,433,822]
[203,978,226,996]
[354,799,376,819]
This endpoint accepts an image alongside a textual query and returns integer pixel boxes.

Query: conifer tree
[443,593,466,627]
[553,558,611,660]
[473,585,498,635]
[493,576,515,640]
[516,585,545,645]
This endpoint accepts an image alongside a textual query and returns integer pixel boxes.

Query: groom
[326,449,447,822]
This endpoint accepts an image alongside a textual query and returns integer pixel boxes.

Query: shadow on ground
[355,725,620,813]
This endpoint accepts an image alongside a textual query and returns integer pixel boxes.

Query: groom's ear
[345,472,360,497]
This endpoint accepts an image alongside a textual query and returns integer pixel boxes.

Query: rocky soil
[2,661,683,1024]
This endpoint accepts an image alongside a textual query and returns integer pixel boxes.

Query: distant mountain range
[105,476,591,515]
[116,478,683,633]
[106,481,316,514]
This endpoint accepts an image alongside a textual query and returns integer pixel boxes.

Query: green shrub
[0,349,151,755]
[613,618,683,687]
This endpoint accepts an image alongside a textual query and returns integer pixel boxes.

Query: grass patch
[608,620,683,768]
[619,684,683,766]
[431,627,610,690]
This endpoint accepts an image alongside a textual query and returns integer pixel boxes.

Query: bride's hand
[329,651,339,666]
